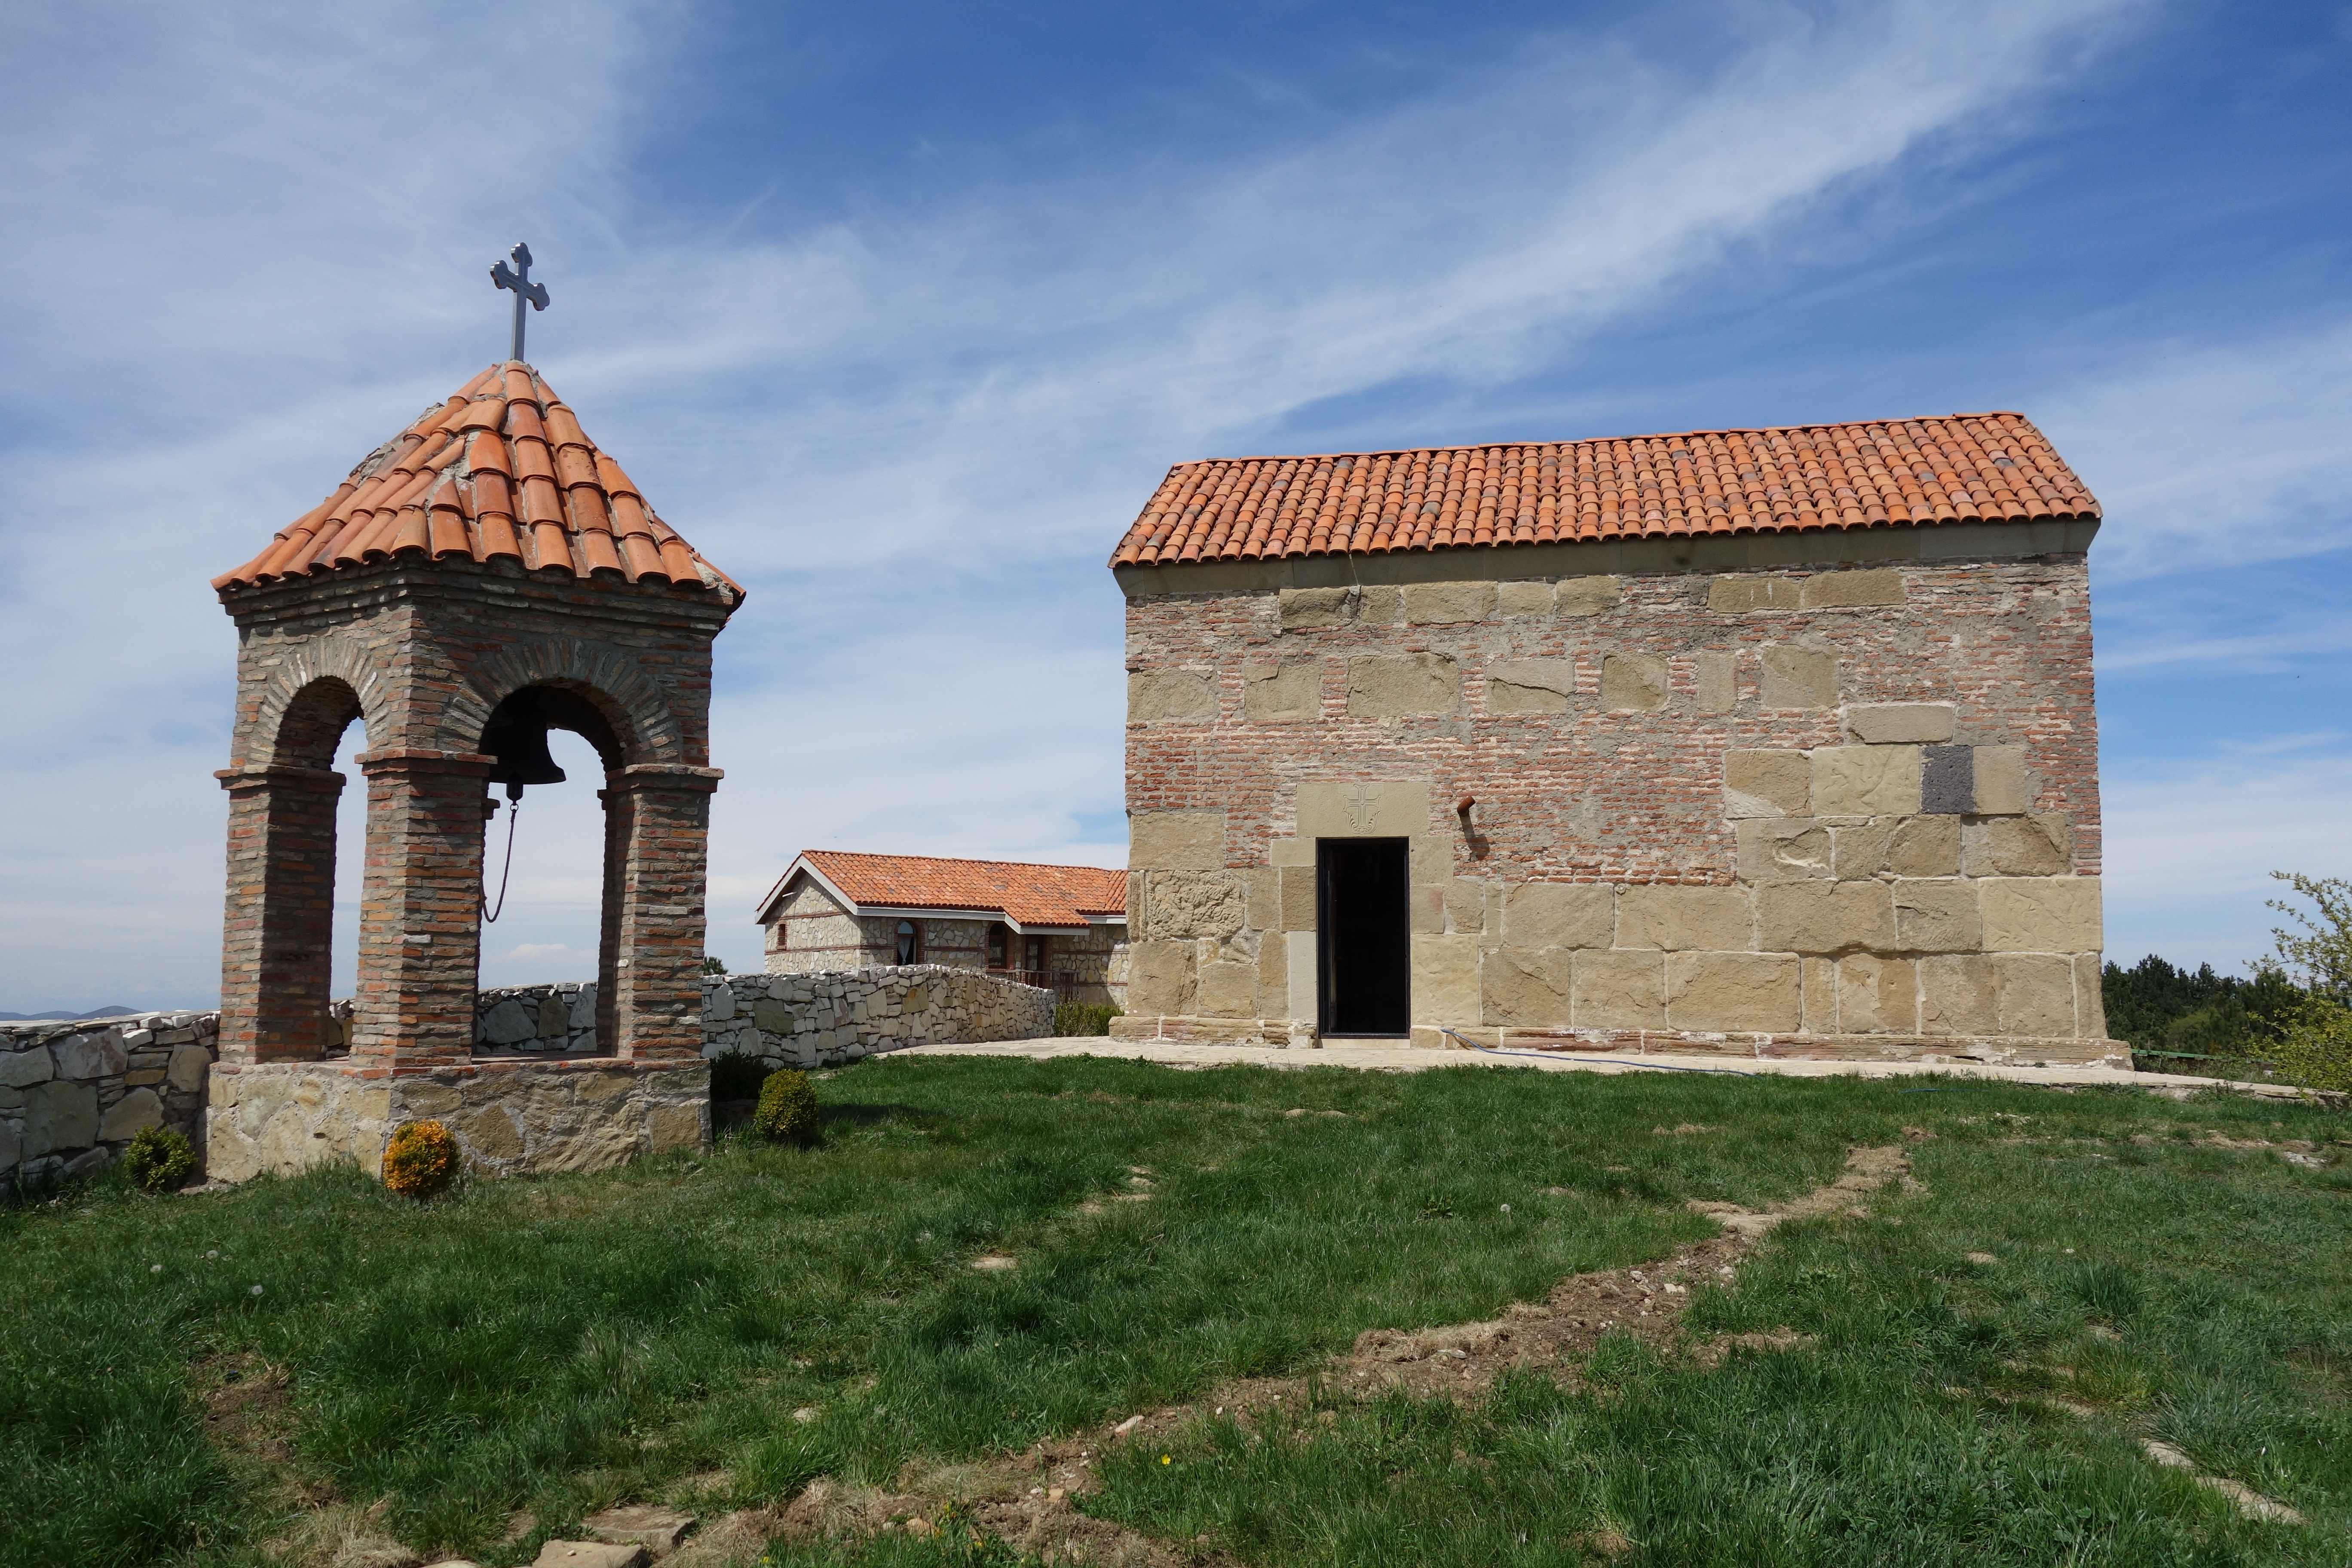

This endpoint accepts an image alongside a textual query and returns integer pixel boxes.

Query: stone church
[1108,413,2114,1063]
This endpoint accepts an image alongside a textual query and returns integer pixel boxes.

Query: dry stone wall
[473,983,601,1053]
[2,1012,217,1196]
[1117,536,2118,1063]
[702,966,1053,1067]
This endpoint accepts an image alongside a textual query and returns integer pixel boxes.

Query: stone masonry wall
[2,1013,218,1196]
[1117,541,2115,1063]
[475,983,602,1053]
[702,966,1054,1069]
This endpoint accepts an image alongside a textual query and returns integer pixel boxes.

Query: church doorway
[1316,838,1409,1037]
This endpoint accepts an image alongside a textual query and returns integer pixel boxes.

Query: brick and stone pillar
[216,764,345,1063]
[347,750,496,1072]
[605,764,723,1062]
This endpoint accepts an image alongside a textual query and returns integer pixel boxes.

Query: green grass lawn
[3,1056,2347,1568]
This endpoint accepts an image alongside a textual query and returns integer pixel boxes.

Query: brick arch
[445,638,683,766]
[251,637,393,769]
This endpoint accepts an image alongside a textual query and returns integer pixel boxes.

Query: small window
[987,924,1007,967]
[896,920,920,965]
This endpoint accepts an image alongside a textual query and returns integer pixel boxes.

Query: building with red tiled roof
[1109,413,2117,1063]
[755,852,1127,1000]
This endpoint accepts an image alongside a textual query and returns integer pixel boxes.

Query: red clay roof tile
[1108,413,2096,567]
[215,362,740,597]
[759,851,1128,931]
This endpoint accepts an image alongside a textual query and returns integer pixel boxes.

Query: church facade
[1107,414,2116,1063]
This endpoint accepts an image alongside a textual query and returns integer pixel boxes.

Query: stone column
[606,763,723,1062]
[348,749,496,1073]
[215,764,345,1063]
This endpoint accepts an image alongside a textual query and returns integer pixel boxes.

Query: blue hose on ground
[1438,1028,1756,1077]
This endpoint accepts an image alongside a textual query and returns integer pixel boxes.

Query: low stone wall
[701,965,1053,1067]
[473,983,600,1053]
[2,1013,218,1196]
[205,1059,707,1182]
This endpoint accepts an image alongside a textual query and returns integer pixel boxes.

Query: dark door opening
[1317,837,1410,1037]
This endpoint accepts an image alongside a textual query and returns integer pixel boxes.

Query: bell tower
[205,349,741,1179]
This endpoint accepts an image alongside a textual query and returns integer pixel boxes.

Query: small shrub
[382,1120,460,1199]
[701,956,729,975]
[755,1069,821,1144]
[708,1049,770,1102]
[122,1126,197,1194]
[1054,1001,1122,1037]
[2268,995,2352,1093]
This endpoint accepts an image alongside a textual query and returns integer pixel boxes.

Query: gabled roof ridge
[758,849,1128,929]
[1109,410,2098,569]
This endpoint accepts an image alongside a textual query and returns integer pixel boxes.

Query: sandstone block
[1130,810,1225,870]
[1242,661,1322,721]
[648,1102,705,1154]
[98,1087,163,1140]
[1981,877,2101,952]
[55,1033,128,1081]
[462,1105,524,1160]
[1761,646,1838,708]
[1812,745,1921,816]
[1411,833,1451,884]
[1278,586,1354,631]
[1735,819,1832,881]
[1601,652,1667,711]
[1486,659,1576,714]
[1145,870,1248,941]
[1411,884,1446,935]
[1801,956,1836,1033]
[1889,815,1962,877]
[1124,941,1197,1015]
[1893,879,1981,952]
[533,1541,649,1568]
[1836,955,1918,1032]
[1972,745,2030,815]
[1443,877,1488,935]
[1481,947,1575,1026]
[1257,937,1289,1019]
[1196,959,1259,1019]
[1503,882,1614,949]
[1286,931,1317,1021]
[1965,813,2073,877]
[2075,955,2109,1038]
[0,1047,54,1088]
[1360,584,1402,623]
[1573,949,1666,1028]
[1348,654,1460,717]
[1403,581,1496,625]
[1921,745,1975,814]
[1919,955,1999,1035]
[1846,703,1954,744]
[1244,868,1278,932]
[1724,750,1810,818]
[1801,568,1905,608]
[1279,867,1317,931]
[1694,651,1736,714]
[1269,836,1314,867]
[1666,952,1800,1032]
[1994,954,2077,1036]
[1617,885,1752,951]
[1411,934,1481,1023]
[1128,669,1217,722]
[1756,881,1894,954]
[1297,779,1427,838]
[1707,576,1798,613]
[1496,580,1554,618]
[1556,576,1622,616]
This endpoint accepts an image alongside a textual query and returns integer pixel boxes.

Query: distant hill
[0,1004,144,1022]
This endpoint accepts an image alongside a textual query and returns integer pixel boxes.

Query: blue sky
[2,0,2348,1010]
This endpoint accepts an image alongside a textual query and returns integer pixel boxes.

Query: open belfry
[205,252,740,1177]
[1109,416,2119,1063]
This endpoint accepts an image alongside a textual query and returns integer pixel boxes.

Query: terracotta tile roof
[1108,412,2098,567]
[215,362,738,595]
[760,851,1127,931]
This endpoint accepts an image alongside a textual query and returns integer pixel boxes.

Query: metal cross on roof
[489,242,551,363]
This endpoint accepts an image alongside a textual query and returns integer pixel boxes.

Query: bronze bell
[482,690,567,801]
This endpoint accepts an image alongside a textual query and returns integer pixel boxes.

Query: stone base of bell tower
[203,1057,709,1183]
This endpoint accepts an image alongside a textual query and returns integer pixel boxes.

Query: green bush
[1054,1001,1121,1037]
[754,1069,821,1144]
[707,1049,770,1102]
[2267,994,2352,1093]
[121,1126,196,1194]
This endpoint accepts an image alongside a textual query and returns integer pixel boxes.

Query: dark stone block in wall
[1922,745,1975,815]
